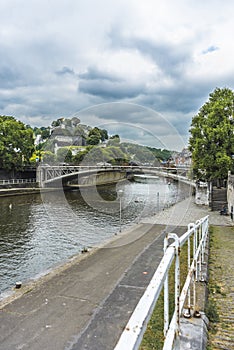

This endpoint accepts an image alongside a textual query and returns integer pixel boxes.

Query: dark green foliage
[0,115,34,170]
[33,126,50,139]
[121,142,171,164]
[107,135,120,146]
[205,299,219,324]
[146,147,172,161]
[86,134,100,145]
[86,127,108,145]
[189,87,234,181]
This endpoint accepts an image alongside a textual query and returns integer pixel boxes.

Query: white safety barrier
[114,215,209,350]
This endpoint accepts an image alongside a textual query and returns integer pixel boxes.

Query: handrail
[0,178,36,185]
[113,215,209,350]
[37,165,194,187]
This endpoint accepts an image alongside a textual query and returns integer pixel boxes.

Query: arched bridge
[36,164,193,188]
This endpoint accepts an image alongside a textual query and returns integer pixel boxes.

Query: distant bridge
[36,164,194,188]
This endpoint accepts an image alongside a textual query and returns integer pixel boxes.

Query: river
[0,178,191,299]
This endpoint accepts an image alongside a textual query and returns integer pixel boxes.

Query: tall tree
[189,87,234,181]
[0,116,34,170]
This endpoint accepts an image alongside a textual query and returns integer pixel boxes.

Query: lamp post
[118,189,124,232]
[157,192,160,212]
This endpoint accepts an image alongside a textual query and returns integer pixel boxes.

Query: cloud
[56,66,76,76]
[109,30,193,79]
[79,66,121,82]
[202,46,219,55]
[79,79,144,99]
[0,0,234,150]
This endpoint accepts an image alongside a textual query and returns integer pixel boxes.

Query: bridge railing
[113,215,209,350]
[38,165,192,182]
[0,178,36,185]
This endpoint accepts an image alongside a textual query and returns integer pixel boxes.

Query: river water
[0,178,191,298]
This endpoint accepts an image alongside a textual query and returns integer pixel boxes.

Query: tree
[99,129,108,142]
[189,87,234,181]
[73,149,89,164]
[86,134,100,145]
[0,116,34,170]
[86,127,109,145]
[107,134,120,146]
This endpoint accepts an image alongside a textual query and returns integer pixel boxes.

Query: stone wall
[195,183,209,206]
[77,171,126,187]
[227,171,234,219]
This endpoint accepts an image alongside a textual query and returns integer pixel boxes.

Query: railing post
[167,233,180,350]
[183,223,194,318]
[196,220,202,280]
[201,217,209,264]
[193,225,198,281]
[164,235,169,336]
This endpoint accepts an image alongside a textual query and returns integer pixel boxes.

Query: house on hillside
[51,121,87,153]
[174,148,192,167]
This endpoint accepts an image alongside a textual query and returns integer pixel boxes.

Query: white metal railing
[0,178,36,185]
[38,165,193,186]
[114,215,209,350]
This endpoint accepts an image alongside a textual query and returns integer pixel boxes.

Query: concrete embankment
[0,197,233,350]
[0,186,69,197]
[0,187,40,197]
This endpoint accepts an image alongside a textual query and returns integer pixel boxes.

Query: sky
[0,0,234,151]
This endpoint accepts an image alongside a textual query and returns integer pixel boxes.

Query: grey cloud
[79,66,121,82]
[109,29,192,78]
[0,65,23,89]
[132,40,190,78]
[79,79,144,99]
[78,66,132,99]
[56,66,76,76]
[77,102,180,137]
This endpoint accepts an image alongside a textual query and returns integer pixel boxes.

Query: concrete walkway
[0,197,232,350]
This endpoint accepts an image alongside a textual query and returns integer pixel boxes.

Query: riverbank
[0,197,232,350]
[0,187,40,197]
[0,186,71,197]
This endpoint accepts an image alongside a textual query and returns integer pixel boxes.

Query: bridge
[36,164,193,188]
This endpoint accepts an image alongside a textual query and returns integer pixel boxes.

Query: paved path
[141,195,233,227]
[0,197,232,350]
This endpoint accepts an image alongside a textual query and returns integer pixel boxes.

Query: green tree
[0,116,34,170]
[189,87,234,181]
[73,149,89,164]
[107,134,120,146]
[86,127,102,145]
[40,127,50,139]
[86,134,100,145]
[99,129,108,142]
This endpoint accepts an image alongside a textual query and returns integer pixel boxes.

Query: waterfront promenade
[0,197,233,350]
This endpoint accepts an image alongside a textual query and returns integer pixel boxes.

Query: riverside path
[0,196,233,350]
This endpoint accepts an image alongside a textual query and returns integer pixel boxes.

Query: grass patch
[205,228,220,328]
[205,299,219,324]
[205,226,222,349]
